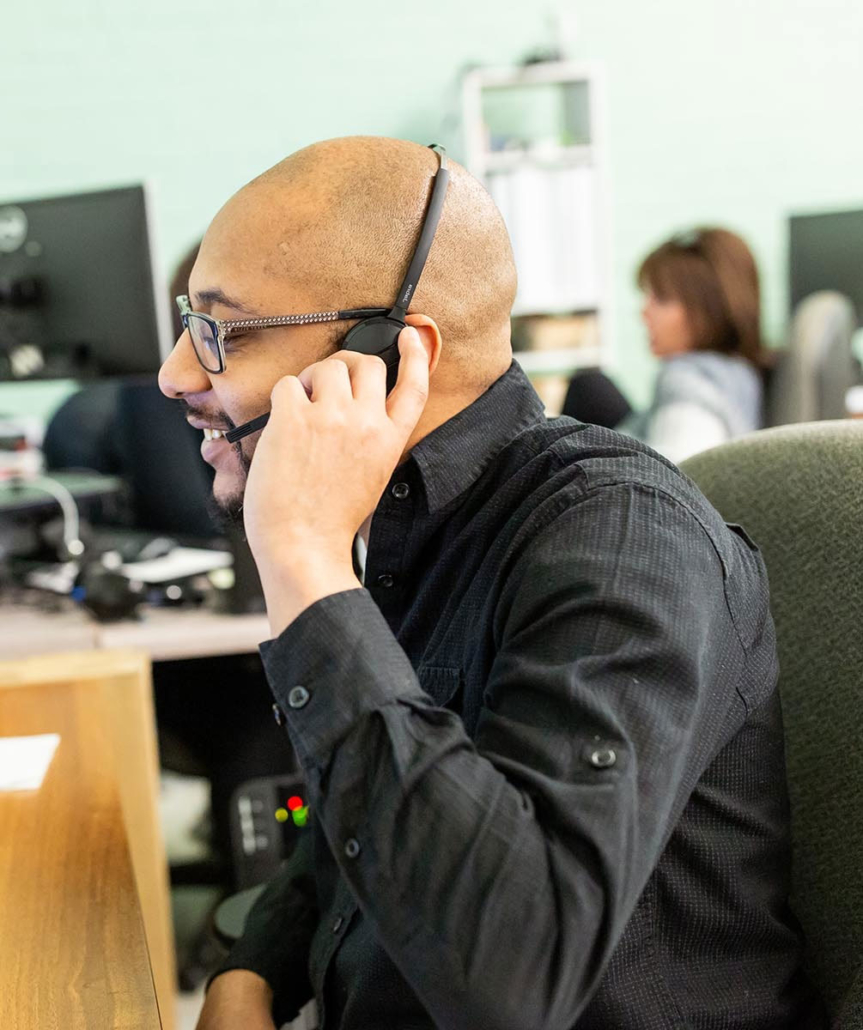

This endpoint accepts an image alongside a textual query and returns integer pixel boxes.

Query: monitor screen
[789,208,863,328]
[0,185,170,379]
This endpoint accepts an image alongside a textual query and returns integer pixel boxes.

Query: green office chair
[681,421,863,1027]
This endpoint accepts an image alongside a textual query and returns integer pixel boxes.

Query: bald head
[207,136,517,386]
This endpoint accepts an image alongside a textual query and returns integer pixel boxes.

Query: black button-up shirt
[219,362,825,1029]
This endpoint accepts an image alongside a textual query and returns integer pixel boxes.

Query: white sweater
[621,352,763,465]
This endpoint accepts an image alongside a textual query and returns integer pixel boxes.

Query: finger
[386,326,429,436]
[318,350,389,405]
[270,373,312,412]
[296,361,318,397]
[297,352,363,396]
[348,353,388,405]
[301,358,353,404]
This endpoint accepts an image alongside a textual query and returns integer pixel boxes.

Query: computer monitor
[0,184,171,379]
[789,208,863,327]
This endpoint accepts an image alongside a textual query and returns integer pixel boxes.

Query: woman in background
[563,227,765,465]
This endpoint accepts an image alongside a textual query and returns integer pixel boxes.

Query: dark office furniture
[682,420,863,1025]
[789,208,863,329]
[0,185,168,379]
[767,291,859,426]
[41,380,124,473]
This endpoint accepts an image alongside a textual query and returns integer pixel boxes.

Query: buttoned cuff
[260,588,429,770]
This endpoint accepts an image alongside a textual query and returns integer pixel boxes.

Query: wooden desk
[0,606,270,1025]
[98,607,271,662]
[0,651,174,1030]
[0,603,271,663]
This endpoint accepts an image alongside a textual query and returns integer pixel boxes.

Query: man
[159,137,824,1029]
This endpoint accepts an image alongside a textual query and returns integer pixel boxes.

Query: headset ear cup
[342,316,404,394]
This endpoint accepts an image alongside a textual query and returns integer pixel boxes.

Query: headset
[224,144,449,446]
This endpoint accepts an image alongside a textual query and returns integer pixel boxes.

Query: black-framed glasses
[175,295,390,374]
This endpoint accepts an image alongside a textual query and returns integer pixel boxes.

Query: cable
[12,474,84,558]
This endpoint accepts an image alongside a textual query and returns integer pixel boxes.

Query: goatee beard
[207,492,245,534]
[208,442,252,534]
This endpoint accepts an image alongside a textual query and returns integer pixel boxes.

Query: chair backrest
[113,377,219,539]
[681,422,863,1023]
[42,380,124,474]
[767,291,858,426]
[44,376,220,540]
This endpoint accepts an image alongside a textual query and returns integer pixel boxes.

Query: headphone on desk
[225,144,450,445]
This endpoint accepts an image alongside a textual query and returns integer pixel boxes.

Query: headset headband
[390,144,449,321]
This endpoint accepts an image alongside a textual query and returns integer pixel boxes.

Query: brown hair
[637,227,764,367]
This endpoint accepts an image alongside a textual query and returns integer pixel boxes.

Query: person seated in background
[563,227,766,464]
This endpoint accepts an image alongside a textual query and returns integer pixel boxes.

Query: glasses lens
[186,314,223,373]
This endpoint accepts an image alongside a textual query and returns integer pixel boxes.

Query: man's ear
[405,314,442,376]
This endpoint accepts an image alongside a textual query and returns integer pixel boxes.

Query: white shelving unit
[461,61,612,393]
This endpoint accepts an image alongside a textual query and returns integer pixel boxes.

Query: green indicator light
[275,807,288,823]
[292,805,309,827]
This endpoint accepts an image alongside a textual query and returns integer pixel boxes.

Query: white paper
[121,546,232,584]
[0,733,60,791]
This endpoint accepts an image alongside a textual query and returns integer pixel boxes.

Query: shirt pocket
[721,520,771,654]
[726,521,760,552]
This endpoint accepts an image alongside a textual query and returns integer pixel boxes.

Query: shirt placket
[314,877,360,1029]
[313,471,418,1024]
[363,473,417,633]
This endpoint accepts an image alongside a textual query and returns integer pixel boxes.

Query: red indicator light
[287,795,303,811]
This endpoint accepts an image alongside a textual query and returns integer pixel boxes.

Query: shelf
[513,346,603,375]
[465,61,600,89]
[463,60,610,379]
[480,145,594,173]
[511,302,601,319]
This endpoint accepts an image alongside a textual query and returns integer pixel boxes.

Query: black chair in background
[42,379,125,475]
[113,378,220,540]
[42,374,219,540]
[561,366,633,429]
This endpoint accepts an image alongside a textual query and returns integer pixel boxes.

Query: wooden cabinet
[0,649,174,1030]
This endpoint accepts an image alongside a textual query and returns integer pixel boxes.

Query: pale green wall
[3,0,862,417]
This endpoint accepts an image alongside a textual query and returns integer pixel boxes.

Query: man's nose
[159,329,212,399]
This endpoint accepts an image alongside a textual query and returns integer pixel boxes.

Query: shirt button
[272,702,284,727]
[391,482,410,500]
[376,573,394,589]
[288,685,310,709]
[332,916,344,934]
[589,747,617,769]
[344,837,361,859]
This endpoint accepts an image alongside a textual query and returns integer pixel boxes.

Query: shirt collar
[409,360,546,513]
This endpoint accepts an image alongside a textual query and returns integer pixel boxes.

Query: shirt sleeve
[209,829,318,1023]
[259,483,755,1030]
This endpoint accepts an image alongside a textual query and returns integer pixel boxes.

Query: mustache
[178,400,238,432]
[179,400,251,477]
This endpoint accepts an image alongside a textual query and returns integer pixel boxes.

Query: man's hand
[243,326,431,636]
[196,970,276,1030]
